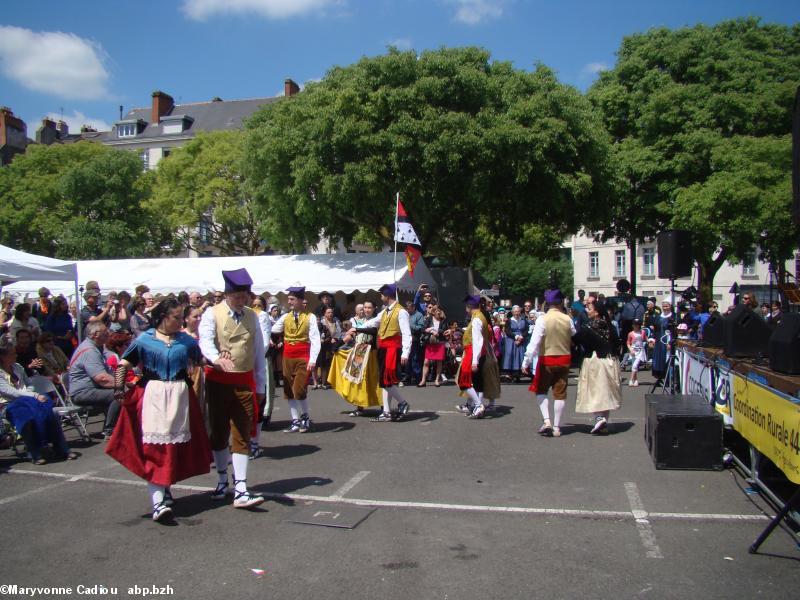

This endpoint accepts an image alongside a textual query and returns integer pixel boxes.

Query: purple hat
[379,283,397,297]
[286,286,305,298]
[544,288,564,304]
[222,268,253,293]
[463,294,481,308]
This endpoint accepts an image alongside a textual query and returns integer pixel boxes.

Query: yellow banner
[732,375,800,484]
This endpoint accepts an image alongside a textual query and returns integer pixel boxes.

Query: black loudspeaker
[701,312,725,347]
[645,394,723,471]
[724,303,771,358]
[769,313,800,374]
[657,230,693,279]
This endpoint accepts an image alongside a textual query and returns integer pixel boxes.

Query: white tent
[3,252,434,300]
[0,243,78,286]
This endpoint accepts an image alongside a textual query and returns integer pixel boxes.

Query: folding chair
[29,375,91,443]
[0,403,27,458]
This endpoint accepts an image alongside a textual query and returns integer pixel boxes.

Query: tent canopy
[0,243,78,286]
[3,252,434,299]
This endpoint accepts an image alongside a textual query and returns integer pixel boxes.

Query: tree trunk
[696,247,728,305]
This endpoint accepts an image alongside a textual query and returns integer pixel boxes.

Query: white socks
[554,400,565,428]
[299,399,310,416]
[288,399,301,420]
[464,387,480,407]
[147,482,165,507]
[382,389,392,413]
[213,448,230,483]
[537,394,550,421]
[231,452,248,494]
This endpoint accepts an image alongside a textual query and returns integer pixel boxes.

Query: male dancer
[456,295,500,418]
[521,288,575,437]
[199,268,266,508]
[355,283,412,422]
[269,286,320,433]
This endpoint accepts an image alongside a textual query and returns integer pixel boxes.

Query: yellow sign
[732,375,800,484]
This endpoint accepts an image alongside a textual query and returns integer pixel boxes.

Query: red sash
[284,341,311,360]
[529,354,571,392]
[458,344,475,389]
[378,335,402,386]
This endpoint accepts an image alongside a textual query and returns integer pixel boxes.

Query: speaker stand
[649,278,680,395]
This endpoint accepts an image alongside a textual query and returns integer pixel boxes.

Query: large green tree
[148,131,267,255]
[589,18,800,299]
[244,46,615,265]
[0,142,168,259]
[474,253,573,302]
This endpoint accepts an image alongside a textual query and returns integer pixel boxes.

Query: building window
[642,247,655,276]
[162,148,171,158]
[589,251,599,278]
[139,150,150,171]
[117,123,137,138]
[742,249,757,276]
[615,250,626,277]
[198,214,212,244]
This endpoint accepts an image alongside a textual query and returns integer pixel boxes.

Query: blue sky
[1,1,797,135]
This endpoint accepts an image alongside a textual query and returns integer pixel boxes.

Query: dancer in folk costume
[269,286,321,433]
[106,298,212,521]
[357,283,412,422]
[198,269,266,509]
[455,295,501,418]
[328,300,381,416]
[522,289,576,437]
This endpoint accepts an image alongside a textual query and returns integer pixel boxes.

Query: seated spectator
[36,332,69,380]
[0,340,78,464]
[142,292,156,317]
[15,329,43,376]
[43,296,76,358]
[67,322,121,439]
[0,296,13,328]
[7,302,41,342]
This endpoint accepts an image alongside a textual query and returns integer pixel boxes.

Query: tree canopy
[589,18,800,297]
[148,131,268,256]
[0,142,168,259]
[244,46,615,265]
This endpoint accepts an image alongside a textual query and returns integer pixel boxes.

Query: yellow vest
[283,311,311,344]
[463,310,491,349]
[213,303,257,372]
[378,302,402,339]
[540,309,573,356]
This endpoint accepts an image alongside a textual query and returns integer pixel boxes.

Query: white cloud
[387,38,413,51]
[582,62,609,76]
[446,0,503,25]
[45,110,111,133]
[0,26,109,100]
[183,0,340,20]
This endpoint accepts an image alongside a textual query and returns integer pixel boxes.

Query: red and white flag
[394,198,422,277]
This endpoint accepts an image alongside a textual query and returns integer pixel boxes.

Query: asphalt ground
[2,369,799,600]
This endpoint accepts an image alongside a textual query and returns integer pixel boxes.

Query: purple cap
[222,268,253,293]
[544,288,564,304]
[379,283,397,297]
[463,294,481,308]
[286,286,306,298]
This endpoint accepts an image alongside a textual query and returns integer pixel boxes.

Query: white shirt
[269,311,321,365]
[469,317,483,368]
[198,302,266,391]
[362,301,412,359]
[522,310,576,370]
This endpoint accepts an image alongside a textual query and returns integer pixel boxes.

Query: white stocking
[231,452,249,494]
[213,448,230,483]
[537,394,550,422]
[147,482,165,507]
[382,389,392,413]
[553,400,565,428]
[288,399,300,420]
[464,387,480,407]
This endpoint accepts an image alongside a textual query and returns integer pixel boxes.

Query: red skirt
[106,384,212,487]
[458,344,485,390]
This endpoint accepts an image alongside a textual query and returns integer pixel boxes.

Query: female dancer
[106,299,212,522]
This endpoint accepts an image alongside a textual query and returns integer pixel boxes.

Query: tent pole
[74,279,82,340]
[393,191,399,301]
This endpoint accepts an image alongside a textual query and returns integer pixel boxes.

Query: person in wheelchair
[0,340,78,464]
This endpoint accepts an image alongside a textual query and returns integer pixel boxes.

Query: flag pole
[393,192,399,301]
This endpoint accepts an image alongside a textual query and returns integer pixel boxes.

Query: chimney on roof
[284,78,300,97]
[56,120,69,137]
[80,125,97,133]
[151,90,174,124]
[36,118,58,145]
[1,107,28,165]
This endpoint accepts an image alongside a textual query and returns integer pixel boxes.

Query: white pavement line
[625,482,664,559]
[0,481,68,506]
[1,469,769,523]
[329,471,371,500]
